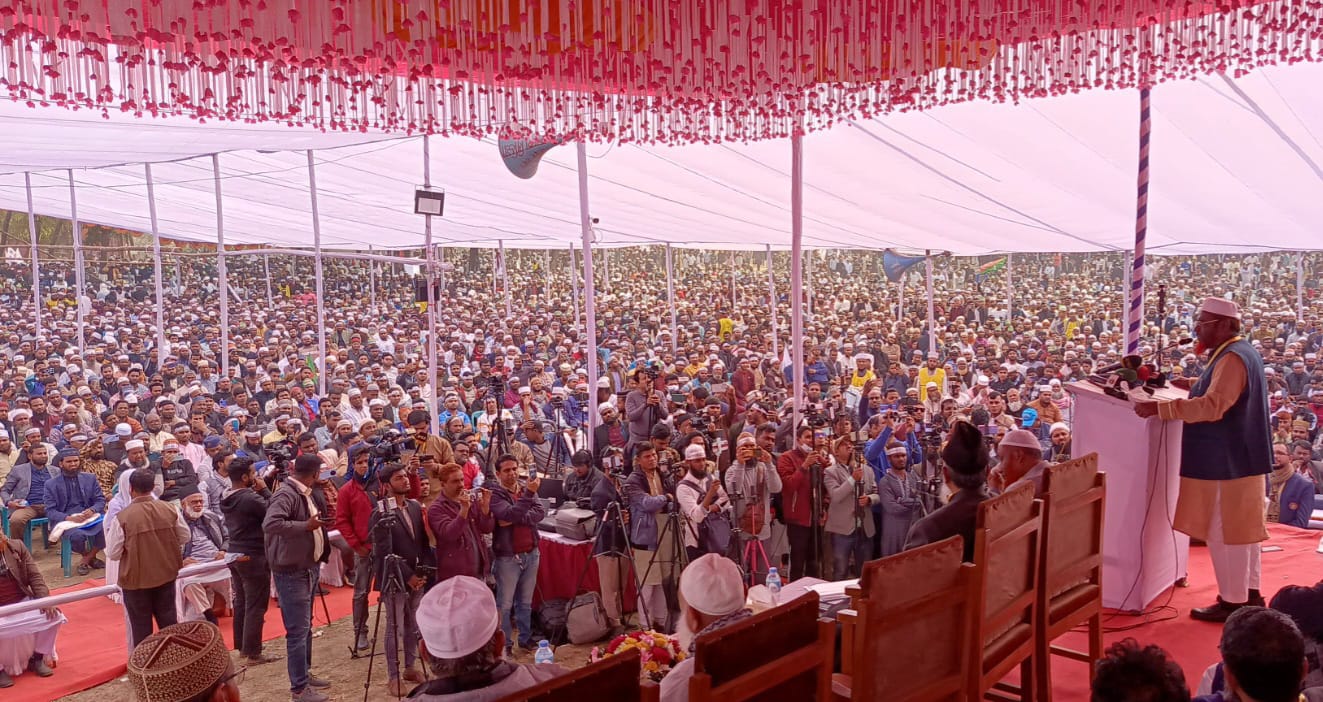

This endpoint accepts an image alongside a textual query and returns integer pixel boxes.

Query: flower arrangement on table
[589,630,686,682]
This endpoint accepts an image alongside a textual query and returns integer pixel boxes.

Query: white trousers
[1205,487,1262,603]
[638,584,669,631]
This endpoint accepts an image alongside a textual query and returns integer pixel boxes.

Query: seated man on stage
[44,449,107,576]
[660,553,750,702]
[177,489,231,625]
[0,535,62,688]
[406,575,565,701]
[904,421,989,563]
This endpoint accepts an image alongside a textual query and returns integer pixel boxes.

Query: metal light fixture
[414,187,445,216]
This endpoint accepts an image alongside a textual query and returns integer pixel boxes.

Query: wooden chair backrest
[971,482,1041,655]
[1040,453,1105,603]
[689,592,833,702]
[851,535,977,701]
[500,648,657,702]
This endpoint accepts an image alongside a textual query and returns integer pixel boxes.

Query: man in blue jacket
[44,449,107,575]
[488,454,545,655]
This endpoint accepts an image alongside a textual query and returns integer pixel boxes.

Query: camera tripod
[550,494,649,647]
[358,502,427,702]
[637,506,688,633]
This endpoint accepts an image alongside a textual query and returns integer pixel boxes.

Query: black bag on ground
[533,598,570,645]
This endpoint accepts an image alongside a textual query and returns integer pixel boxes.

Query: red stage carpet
[1036,523,1323,700]
[7,577,366,702]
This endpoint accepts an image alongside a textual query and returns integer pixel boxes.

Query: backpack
[566,592,610,644]
[679,479,733,556]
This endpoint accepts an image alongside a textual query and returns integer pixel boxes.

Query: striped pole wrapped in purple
[1127,87,1151,354]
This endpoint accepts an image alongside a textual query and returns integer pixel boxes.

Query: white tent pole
[544,250,551,301]
[24,174,40,340]
[144,164,167,369]
[730,250,737,311]
[790,133,805,430]
[1297,252,1305,321]
[307,150,328,396]
[263,253,273,305]
[368,245,376,307]
[897,275,904,330]
[806,248,814,317]
[925,251,936,355]
[767,245,778,362]
[67,170,85,355]
[500,239,511,319]
[666,243,677,354]
[212,154,229,380]
[423,135,440,437]
[570,242,581,333]
[576,141,600,438]
[1005,252,1014,325]
[602,247,609,293]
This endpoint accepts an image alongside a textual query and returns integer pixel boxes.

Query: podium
[1065,381,1191,612]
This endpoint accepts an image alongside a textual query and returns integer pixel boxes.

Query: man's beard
[675,611,695,651]
[185,507,204,519]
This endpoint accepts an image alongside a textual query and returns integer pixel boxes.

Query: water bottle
[534,640,554,665]
[765,567,783,605]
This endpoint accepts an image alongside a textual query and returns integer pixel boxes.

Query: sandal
[76,563,91,576]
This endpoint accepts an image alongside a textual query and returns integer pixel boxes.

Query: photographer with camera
[676,444,732,563]
[563,450,603,502]
[825,435,878,579]
[623,443,678,632]
[428,463,493,585]
[777,424,828,581]
[332,443,378,653]
[625,367,668,454]
[724,433,781,583]
[367,462,434,695]
[405,410,454,506]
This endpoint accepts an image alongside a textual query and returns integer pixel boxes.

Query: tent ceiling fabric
[1,64,1322,255]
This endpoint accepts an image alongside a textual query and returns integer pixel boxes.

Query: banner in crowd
[882,249,925,282]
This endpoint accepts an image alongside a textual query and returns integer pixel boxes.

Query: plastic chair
[23,517,50,552]
[60,534,73,577]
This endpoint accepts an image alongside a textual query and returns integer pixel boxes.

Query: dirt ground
[55,592,608,702]
[23,529,106,590]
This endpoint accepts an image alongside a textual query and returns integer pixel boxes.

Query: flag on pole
[975,255,1007,284]
[882,250,925,282]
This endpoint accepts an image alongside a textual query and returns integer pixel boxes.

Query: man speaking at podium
[1134,296,1271,623]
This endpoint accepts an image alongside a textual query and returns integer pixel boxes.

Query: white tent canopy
[2,64,1322,254]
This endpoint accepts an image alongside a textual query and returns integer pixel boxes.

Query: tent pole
[897,275,904,331]
[307,150,328,396]
[806,248,814,317]
[263,253,273,305]
[24,174,40,341]
[544,250,551,301]
[925,251,936,356]
[730,249,736,311]
[1005,252,1014,326]
[602,247,608,293]
[1127,87,1151,354]
[666,243,677,354]
[500,239,511,319]
[767,245,777,362]
[368,245,376,307]
[1297,252,1305,322]
[67,170,85,355]
[423,135,440,437]
[790,133,805,431]
[576,141,600,438]
[212,154,229,381]
[570,242,581,333]
[145,164,167,369]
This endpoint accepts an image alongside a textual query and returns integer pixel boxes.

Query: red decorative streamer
[1,0,1320,144]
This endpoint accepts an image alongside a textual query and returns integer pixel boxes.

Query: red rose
[607,635,626,652]
[651,646,671,664]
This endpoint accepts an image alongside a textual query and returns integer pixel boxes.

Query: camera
[602,446,625,476]
[487,374,505,395]
[264,439,296,474]
[370,428,410,462]
[804,403,830,428]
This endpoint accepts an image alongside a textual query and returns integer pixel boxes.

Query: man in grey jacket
[1,445,57,539]
[263,455,333,702]
[824,438,880,580]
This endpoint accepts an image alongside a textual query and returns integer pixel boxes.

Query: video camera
[601,446,626,477]
[369,428,410,463]
[264,438,297,474]
[804,402,831,429]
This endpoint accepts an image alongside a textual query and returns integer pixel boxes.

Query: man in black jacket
[368,462,434,696]
[157,439,199,503]
[263,455,333,702]
[904,421,991,563]
[220,457,279,666]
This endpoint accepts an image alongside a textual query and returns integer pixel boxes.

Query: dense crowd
[0,246,1320,700]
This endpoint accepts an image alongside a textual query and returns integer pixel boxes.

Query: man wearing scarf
[1135,297,1273,623]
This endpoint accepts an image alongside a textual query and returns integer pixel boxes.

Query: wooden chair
[835,535,977,701]
[1034,454,1105,700]
[497,647,659,702]
[688,591,834,702]
[969,482,1042,702]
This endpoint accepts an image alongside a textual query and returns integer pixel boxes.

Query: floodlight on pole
[413,187,446,216]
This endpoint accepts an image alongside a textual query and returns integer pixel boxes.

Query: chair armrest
[837,608,858,676]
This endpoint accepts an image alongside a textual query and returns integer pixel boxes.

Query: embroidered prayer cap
[127,621,230,702]
[1199,297,1240,320]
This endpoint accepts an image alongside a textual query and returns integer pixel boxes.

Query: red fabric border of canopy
[1,0,1321,143]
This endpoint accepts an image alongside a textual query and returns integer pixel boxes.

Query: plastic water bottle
[765,567,783,605]
[534,640,554,665]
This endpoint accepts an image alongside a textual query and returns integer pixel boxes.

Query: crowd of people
[0,246,1320,700]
